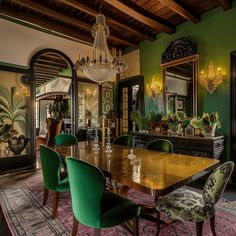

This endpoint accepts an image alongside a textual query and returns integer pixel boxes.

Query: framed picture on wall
[177,100,183,110]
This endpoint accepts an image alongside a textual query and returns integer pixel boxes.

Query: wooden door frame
[118,75,144,132]
[230,51,236,183]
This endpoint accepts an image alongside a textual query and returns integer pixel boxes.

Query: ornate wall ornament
[162,38,197,63]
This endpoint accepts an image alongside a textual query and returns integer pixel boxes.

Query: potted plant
[130,110,142,131]
[201,112,221,137]
[190,112,221,137]
[162,113,182,135]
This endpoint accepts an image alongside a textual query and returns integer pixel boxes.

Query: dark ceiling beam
[35,62,67,70]
[35,78,52,82]
[59,0,155,41]
[104,0,175,33]
[34,73,55,78]
[11,0,138,47]
[34,66,62,73]
[37,57,69,66]
[218,0,232,11]
[0,6,94,43]
[34,71,72,79]
[36,59,68,68]
[159,0,200,23]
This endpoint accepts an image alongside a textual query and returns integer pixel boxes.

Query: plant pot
[201,124,217,137]
[169,123,181,135]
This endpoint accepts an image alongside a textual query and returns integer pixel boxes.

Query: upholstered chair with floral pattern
[156,161,234,236]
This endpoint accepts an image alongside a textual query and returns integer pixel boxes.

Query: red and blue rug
[0,171,236,235]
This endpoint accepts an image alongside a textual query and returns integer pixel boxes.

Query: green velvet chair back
[112,135,133,147]
[66,157,105,228]
[40,145,62,190]
[203,161,234,207]
[54,133,77,145]
[146,139,173,153]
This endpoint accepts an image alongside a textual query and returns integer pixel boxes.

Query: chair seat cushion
[54,177,70,192]
[156,188,215,222]
[100,190,140,228]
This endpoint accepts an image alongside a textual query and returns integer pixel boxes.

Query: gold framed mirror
[161,38,199,116]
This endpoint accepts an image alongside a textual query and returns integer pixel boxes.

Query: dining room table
[55,140,220,201]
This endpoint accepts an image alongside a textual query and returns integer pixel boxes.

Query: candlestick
[102,117,105,147]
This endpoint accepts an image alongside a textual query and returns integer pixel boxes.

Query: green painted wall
[140,4,236,161]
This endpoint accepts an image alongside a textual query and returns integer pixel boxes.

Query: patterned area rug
[0,171,236,236]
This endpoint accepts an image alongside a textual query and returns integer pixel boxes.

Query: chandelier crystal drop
[75,14,127,84]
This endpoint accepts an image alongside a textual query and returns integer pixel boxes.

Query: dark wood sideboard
[130,132,225,160]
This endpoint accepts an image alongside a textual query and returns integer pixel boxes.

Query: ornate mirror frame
[161,38,199,116]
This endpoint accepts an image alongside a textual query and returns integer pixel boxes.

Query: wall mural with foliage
[0,71,30,157]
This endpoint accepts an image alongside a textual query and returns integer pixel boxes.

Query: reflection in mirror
[132,85,140,111]
[166,61,193,116]
[78,82,99,128]
[161,38,198,116]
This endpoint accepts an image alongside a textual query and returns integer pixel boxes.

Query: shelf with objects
[131,130,225,160]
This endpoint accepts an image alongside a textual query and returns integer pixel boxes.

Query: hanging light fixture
[146,75,161,105]
[199,61,224,94]
[75,13,127,84]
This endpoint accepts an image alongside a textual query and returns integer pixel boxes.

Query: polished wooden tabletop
[56,141,220,197]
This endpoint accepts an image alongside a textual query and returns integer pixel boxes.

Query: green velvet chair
[40,145,70,219]
[54,133,78,145]
[146,138,173,153]
[156,161,234,236]
[112,135,133,147]
[66,157,140,236]
[54,133,77,169]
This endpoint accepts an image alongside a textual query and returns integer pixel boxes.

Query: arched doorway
[30,49,77,153]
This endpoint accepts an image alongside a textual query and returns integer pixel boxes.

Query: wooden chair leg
[72,215,79,236]
[51,191,59,219]
[196,221,204,236]
[43,187,49,205]
[133,217,139,236]
[156,211,160,236]
[94,228,100,236]
[210,215,217,236]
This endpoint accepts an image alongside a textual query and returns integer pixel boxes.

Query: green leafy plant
[0,118,12,143]
[0,85,27,134]
[48,98,70,120]
[190,112,221,129]
[201,112,221,128]
[130,110,142,130]
[162,113,181,125]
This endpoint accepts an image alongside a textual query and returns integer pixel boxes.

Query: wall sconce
[146,75,161,105]
[199,61,224,94]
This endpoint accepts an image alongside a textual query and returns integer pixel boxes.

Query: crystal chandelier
[199,61,224,94]
[75,14,127,84]
[146,75,161,105]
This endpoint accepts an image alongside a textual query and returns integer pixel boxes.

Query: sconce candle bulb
[199,61,224,94]
[146,75,161,105]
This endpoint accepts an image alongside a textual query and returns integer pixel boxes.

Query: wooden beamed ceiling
[33,52,71,88]
[0,0,233,49]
